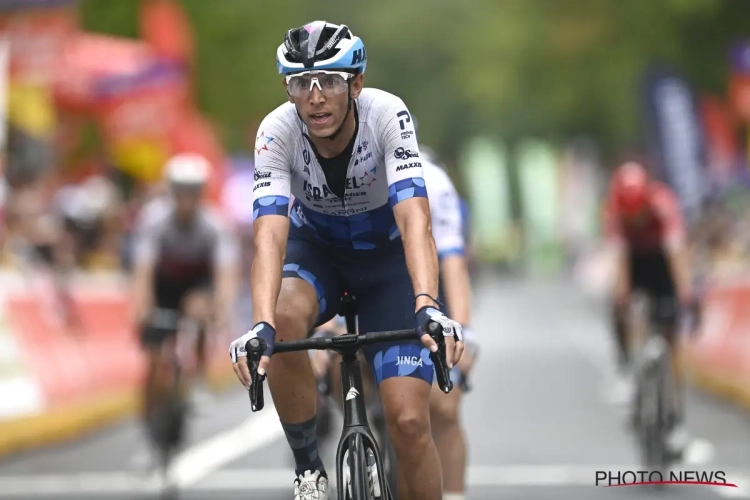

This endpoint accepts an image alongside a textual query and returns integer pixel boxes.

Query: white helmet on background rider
[164,152,211,190]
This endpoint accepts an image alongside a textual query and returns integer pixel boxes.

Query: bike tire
[636,337,669,477]
[370,397,396,497]
[344,434,372,500]
[147,362,187,476]
[380,434,397,498]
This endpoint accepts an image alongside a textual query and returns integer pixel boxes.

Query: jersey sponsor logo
[303,180,335,200]
[358,166,377,187]
[255,132,274,155]
[401,131,413,140]
[302,175,374,199]
[394,147,419,160]
[357,141,369,154]
[253,181,271,191]
[345,175,368,190]
[396,110,412,130]
[303,148,311,165]
[351,47,366,65]
[327,205,370,216]
[396,355,424,367]
[254,171,271,181]
[395,161,422,172]
[354,151,372,166]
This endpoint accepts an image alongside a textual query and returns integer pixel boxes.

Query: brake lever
[427,321,453,394]
[245,338,267,412]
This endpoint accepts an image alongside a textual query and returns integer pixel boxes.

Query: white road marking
[169,404,285,488]
[0,465,744,496]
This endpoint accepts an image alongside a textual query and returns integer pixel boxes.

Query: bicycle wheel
[636,336,669,477]
[343,434,372,500]
[147,359,187,475]
[370,402,396,496]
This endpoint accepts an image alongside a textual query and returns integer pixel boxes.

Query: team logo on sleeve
[394,147,419,160]
[255,132,274,155]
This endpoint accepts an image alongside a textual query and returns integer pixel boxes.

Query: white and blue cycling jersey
[422,159,465,260]
[252,88,426,249]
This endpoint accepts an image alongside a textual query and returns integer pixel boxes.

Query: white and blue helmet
[277,21,367,76]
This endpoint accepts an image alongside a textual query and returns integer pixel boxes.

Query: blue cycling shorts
[283,237,434,386]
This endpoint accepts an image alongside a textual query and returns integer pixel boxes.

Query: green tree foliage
[78,0,750,161]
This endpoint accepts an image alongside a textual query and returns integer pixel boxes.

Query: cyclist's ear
[350,73,364,99]
[281,78,294,103]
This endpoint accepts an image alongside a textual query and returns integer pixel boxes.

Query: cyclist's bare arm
[243,214,289,379]
[604,204,631,304]
[612,246,631,304]
[441,255,470,326]
[393,199,439,312]
[212,222,241,327]
[131,217,157,325]
[251,215,288,327]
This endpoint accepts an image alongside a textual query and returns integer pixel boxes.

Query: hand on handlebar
[229,322,276,389]
[416,306,464,369]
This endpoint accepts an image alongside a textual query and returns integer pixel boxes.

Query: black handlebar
[245,321,454,412]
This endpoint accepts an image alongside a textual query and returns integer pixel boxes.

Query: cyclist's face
[172,188,201,222]
[284,71,364,138]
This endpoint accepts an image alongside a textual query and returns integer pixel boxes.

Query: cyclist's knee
[430,389,461,429]
[389,407,431,452]
[381,380,432,454]
[182,291,212,321]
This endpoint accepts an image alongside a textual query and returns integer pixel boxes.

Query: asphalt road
[1,275,749,499]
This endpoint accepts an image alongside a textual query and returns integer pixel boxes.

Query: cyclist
[228,21,464,500]
[132,153,240,424]
[604,160,695,457]
[309,149,477,499]
[420,149,476,500]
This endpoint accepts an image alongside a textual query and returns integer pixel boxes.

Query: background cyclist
[132,153,240,431]
[604,160,695,459]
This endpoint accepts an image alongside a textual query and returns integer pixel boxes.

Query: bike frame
[333,293,391,498]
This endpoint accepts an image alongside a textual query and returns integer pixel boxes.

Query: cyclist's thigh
[181,276,214,321]
[342,243,434,387]
[281,238,344,337]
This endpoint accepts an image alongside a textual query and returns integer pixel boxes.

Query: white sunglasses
[285,70,353,97]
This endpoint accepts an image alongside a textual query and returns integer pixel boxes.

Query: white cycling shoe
[294,470,329,500]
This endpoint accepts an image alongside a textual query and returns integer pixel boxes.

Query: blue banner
[642,65,707,224]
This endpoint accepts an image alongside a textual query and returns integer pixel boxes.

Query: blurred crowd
[693,193,750,283]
